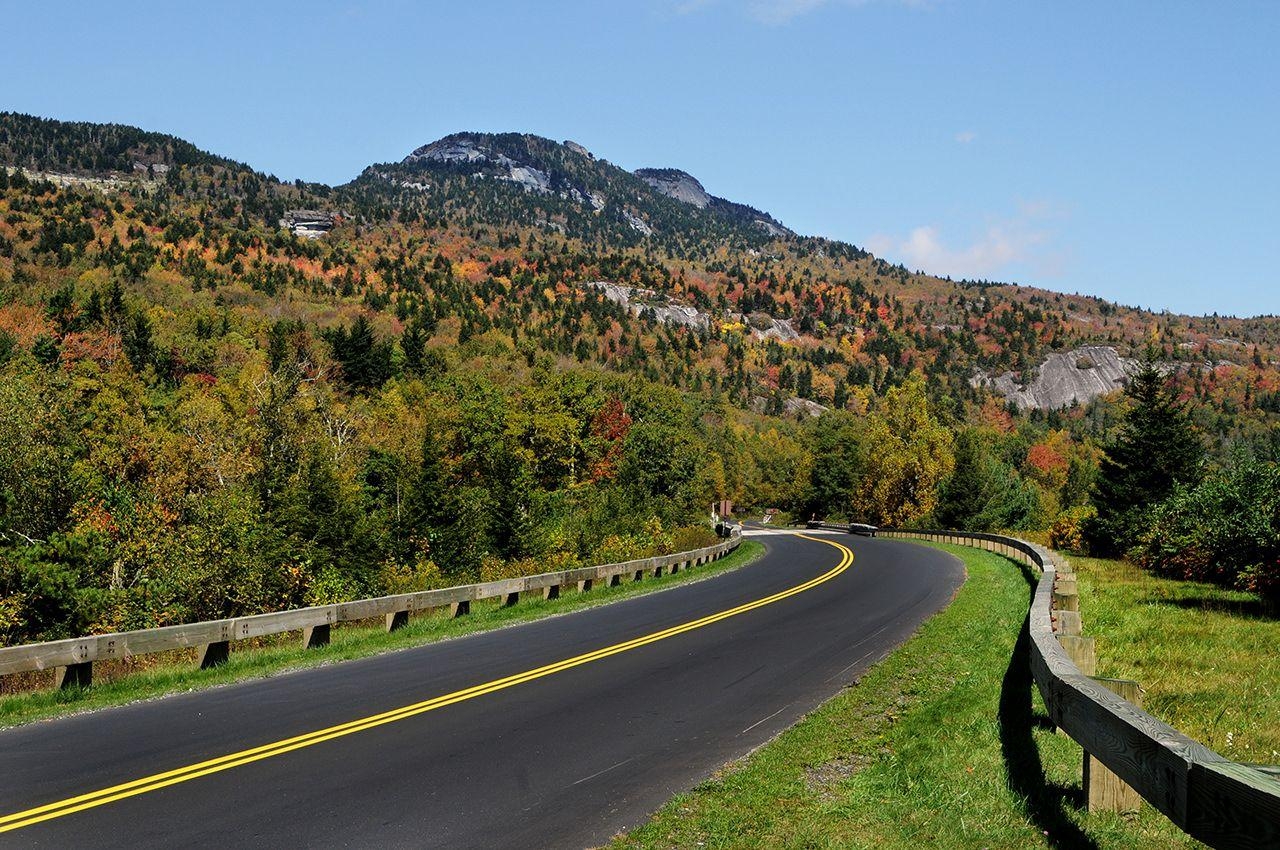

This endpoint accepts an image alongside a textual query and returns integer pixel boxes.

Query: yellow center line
[0,533,853,833]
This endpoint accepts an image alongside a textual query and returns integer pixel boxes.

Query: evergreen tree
[1087,352,1204,555]
[401,320,426,376]
[935,429,1036,532]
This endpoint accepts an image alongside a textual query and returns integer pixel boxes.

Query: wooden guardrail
[0,533,741,690]
[870,528,1280,849]
[804,520,879,536]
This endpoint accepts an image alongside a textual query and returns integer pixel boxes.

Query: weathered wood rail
[863,527,1280,850]
[0,534,740,688]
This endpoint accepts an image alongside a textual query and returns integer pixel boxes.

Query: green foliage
[1048,505,1096,553]
[855,375,954,526]
[1087,354,1204,555]
[934,428,1038,532]
[1131,459,1280,601]
[796,412,864,521]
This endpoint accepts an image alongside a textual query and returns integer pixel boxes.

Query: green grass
[613,543,1199,850]
[0,541,764,730]
[1069,555,1280,762]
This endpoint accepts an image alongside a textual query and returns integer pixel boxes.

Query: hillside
[2,111,1280,644]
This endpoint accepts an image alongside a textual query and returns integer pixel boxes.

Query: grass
[0,540,764,730]
[1068,554,1280,762]
[612,543,1199,850]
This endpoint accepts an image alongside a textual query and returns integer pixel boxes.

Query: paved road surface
[0,531,963,848]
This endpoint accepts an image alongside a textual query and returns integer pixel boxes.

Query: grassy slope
[0,541,764,730]
[613,543,1197,850]
[1069,555,1280,762]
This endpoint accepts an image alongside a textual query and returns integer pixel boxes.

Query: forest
[1,112,1278,646]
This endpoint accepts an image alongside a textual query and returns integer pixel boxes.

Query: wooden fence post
[1084,678,1144,813]
[198,641,230,669]
[55,662,92,689]
[1056,610,1083,636]
[302,624,330,649]
[1057,635,1096,676]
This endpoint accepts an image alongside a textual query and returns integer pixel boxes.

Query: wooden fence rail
[0,534,741,686]
[852,526,1280,850]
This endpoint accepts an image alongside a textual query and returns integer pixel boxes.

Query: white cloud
[954,130,977,144]
[867,203,1067,282]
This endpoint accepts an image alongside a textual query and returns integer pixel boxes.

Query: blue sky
[4,1,1277,317]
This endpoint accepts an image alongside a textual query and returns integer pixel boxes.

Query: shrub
[1130,460,1280,601]
[1049,505,1096,553]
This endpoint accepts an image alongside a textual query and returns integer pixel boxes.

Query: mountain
[0,112,241,177]
[347,132,793,249]
[2,111,1278,437]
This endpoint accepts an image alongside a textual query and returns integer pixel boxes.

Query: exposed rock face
[563,140,594,159]
[281,209,336,239]
[744,312,800,342]
[585,281,707,329]
[749,395,827,418]
[403,137,553,194]
[621,210,653,236]
[635,168,712,209]
[972,345,1135,410]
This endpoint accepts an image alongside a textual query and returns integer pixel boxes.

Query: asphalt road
[0,530,963,849]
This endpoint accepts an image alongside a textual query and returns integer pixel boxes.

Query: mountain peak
[635,168,712,209]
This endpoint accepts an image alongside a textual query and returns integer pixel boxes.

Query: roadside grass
[1068,554,1280,762]
[0,541,764,730]
[613,543,1198,850]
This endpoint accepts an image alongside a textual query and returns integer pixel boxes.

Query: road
[0,530,963,849]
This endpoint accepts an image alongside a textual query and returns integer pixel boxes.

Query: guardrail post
[386,611,409,632]
[1056,610,1082,636]
[503,592,520,607]
[608,574,622,588]
[302,624,330,650]
[1057,635,1096,676]
[55,662,92,689]
[198,641,230,669]
[633,568,645,582]
[450,601,470,617]
[544,584,560,600]
[577,579,593,592]
[1084,678,1144,813]
[1053,588,1080,612]
[653,564,665,578]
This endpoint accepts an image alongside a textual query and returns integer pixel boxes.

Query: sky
[3,1,1278,317]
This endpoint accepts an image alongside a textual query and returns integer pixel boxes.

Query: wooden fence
[864,527,1280,850]
[0,534,741,689]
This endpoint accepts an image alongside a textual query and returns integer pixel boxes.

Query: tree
[935,429,1037,532]
[854,375,954,526]
[1087,352,1204,555]
[330,315,393,391]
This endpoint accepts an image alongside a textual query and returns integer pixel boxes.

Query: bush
[1130,460,1280,601]
[1049,505,1096,553]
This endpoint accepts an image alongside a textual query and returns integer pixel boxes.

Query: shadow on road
[998,559,1098,850]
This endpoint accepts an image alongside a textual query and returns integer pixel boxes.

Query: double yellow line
[0,533,853,834]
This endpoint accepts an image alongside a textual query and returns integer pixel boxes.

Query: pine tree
[1087,351,1204,555]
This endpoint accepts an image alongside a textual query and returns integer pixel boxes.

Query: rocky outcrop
[585,282,707,329]
[281,209,336,239]
[635,168,712,209]
[972,345,1135,410]
[403,137,554,194]
[564,140,594,159]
